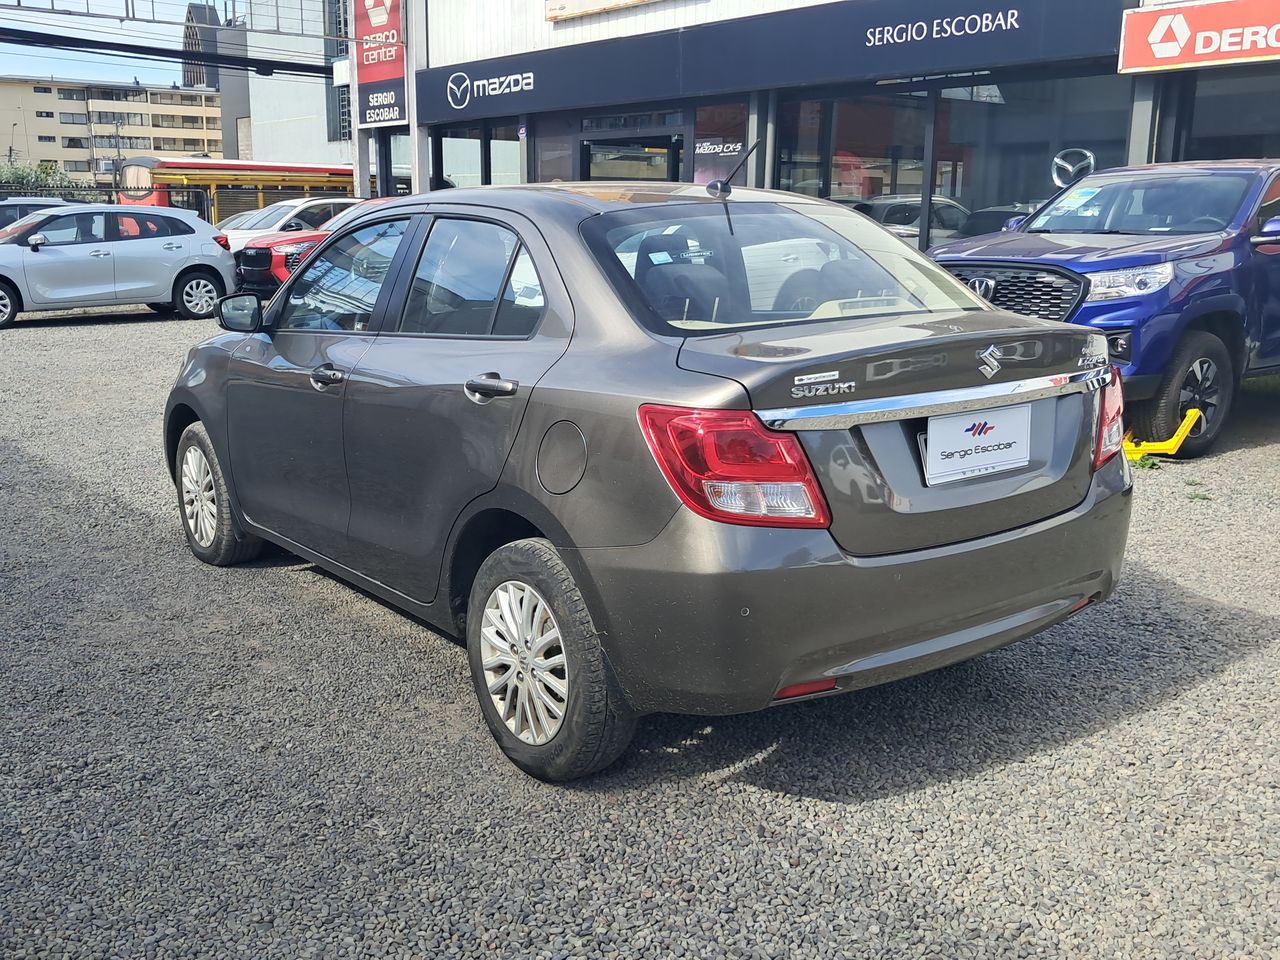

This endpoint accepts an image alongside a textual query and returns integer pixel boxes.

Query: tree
[0,160,84,193]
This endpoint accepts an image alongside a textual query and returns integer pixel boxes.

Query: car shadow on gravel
[7,310,175,328]
[583,560,1274,801]
[1211,376,1280,456]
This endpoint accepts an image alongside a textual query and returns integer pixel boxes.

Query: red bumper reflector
[774,678,838,700]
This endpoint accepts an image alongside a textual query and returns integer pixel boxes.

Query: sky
[0,0,188,85]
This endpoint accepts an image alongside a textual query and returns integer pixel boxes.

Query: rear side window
[276,219,409,332]
[582,201,982,336]
[395,218,544,338]
[115,212,173,239]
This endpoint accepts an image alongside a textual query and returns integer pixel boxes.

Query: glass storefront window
[1184,65,1280,160]
[829,93,929,241]
[440,126,482,188]
[934,74,1133,243]
[490,122,523,185]
[777,100,824,196]
[693,102,748,185]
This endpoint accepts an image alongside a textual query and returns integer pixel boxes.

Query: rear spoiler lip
[757,363,1111,431]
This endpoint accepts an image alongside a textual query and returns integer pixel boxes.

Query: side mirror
[1002,216,1027,232]
[283,220,305,232]
[218,293,262,333]
[27,233,48,249]
[1250,216,1280,246]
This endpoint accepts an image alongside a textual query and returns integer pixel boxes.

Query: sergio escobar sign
[355,0,406,128]
[1120,0,1280,73]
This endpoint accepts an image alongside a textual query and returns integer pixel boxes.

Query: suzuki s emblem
[447,72,472,110]
[977,345,1003,380]
[967,276,996,299]
[1052,148,1097,189]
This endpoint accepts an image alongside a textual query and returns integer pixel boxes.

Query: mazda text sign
[355,0,406,128]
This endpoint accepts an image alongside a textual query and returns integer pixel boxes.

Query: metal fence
[0,183,212,221]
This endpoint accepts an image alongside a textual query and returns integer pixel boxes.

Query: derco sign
[354,0,406,128]
[1120,0,1280,73]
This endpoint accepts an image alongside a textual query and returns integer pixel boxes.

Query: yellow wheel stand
[1123,408,1202,460]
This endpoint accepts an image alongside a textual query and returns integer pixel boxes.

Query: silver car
[0,204,235,328]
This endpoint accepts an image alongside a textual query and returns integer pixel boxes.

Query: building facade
[0,76,222,184]
[383,0,1280,246]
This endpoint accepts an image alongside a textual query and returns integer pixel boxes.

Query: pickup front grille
[943,264,1085,323]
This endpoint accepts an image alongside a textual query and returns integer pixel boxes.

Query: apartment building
[0,76,223,183]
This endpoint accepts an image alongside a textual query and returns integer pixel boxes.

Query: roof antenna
[705,139,760,235]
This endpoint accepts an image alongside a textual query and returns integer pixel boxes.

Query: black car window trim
[1249,172,1280,231]
[379,212,548,342]
[266,214,422,337]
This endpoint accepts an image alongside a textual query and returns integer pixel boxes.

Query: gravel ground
[2,307,1278,959]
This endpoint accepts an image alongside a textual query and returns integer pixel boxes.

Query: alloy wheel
[181,445,217,547]
[182,278,218,316]
[479,581,569,745]
[1179,357,1221,438]
[0,288,12,324]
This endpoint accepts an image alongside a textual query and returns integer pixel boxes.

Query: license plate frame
[921,403,1032,486]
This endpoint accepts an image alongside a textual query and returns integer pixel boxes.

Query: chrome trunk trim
[758,365,1111,431]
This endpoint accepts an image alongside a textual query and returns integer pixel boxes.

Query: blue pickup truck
[930,161,1280,458]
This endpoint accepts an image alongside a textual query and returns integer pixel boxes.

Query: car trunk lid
[677,309,1110,556]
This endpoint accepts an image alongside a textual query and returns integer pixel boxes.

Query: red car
[234,198,391,297]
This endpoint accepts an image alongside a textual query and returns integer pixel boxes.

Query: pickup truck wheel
[467,538,636,781]
[175,422,263,565]
[0,279,18,329]
[1129,330,1234,459]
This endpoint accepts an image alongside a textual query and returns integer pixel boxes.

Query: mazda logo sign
[967,277,996,300]
[1052,148,1097,189]
[447,72,471,110]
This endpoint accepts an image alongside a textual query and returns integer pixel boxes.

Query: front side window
[1025,173,1253,235]
[582,201,982,336]
[39,212,106,245]
[395,219,542,337]
[276,220,409,332]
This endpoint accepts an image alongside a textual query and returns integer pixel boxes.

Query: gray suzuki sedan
[164,183,1132,781]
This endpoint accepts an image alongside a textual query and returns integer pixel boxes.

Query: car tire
[466,538,637,781]
[174,270,223,320]
[1129,330,1235,459]
[772,269,826,313]
[175,421,263,566]
[0,278,19,329]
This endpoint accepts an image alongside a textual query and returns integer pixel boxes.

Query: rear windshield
[224,201,294,231]
[1025,173,1254,235]
[581,201,983,337]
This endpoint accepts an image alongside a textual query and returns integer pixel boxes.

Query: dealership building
[351,0,1280,246]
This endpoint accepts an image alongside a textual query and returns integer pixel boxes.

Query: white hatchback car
[217,196,359,253]
[0,204,235,329]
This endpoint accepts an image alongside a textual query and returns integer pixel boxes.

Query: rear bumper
[563,455,1132,715]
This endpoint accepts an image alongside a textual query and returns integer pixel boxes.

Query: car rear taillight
[1094,365,1125,470]
[213,234,230,250]
[638,404,831,528]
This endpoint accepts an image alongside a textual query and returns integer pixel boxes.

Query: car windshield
[320,198,388,233]
[1025,173,1253,235]
[0,211,51,243]
[581,201,984,336]
[224,202,295,231]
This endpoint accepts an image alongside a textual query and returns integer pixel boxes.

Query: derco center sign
[1120,0,1280,73]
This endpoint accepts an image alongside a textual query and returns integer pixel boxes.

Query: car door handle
[162,242,183,251]
[309,364,346,388]
[89,250,111,258]
[464,374,519,400]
